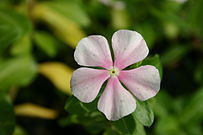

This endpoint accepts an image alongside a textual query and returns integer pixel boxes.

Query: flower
[71,30,160,121]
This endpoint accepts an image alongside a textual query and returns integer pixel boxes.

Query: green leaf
[32,3,86,48]
[0,93,15,135]
[64,96,87,115]
[125,61,142,70]
[155,115,181,135]
[103,128,121,135]
[0,9,31,55]
[136,23,156,49]
[141,54,163,79]
[11,35,32,56]
[187,0,203,36]
[112,115,136,135]
[111,8,130,29]
[45,1,90,27]
[125,55,162,79]
[0,56,37,90]
[194,63,203,83]
[152,91,173,118]
[161,45,190,65]
[12,125,27,135]
[180,87,203,124]
[132,100,154,127]
[133,117,146,135]
[34,31,58,57]
[64,96,108,134]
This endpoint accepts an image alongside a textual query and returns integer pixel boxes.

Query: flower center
[109,67,119,77]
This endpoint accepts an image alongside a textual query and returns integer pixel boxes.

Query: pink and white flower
[71,30,160,121]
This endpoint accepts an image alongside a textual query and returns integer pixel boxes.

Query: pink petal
[71,68,110,103]
[74,35,113,69]
[112,30,149,69]
[98,77,136,121]
[118,65,160,101]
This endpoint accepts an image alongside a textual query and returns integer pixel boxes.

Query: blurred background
[0,0,203,135]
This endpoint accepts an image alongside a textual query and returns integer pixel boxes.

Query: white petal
[119,65,160,101]
[112,30,149,69]
[71,68,109,103]
[98,77,136,121]
[74,35,113,69]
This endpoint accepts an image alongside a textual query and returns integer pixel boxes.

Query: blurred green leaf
[132,100,154,127]
[152,91,173,118]
[0,93,15,135]
[133,117,146,135]
[112,115,136,135]
[11,35,32,56]
[136,23,156,48]
[0,56,37,90]
[185,123,202,135]
[65,96,108,134]
[103,128,120,135]
[187,0,203,36]
[161,45,190,65]
[64,96,87,115]
[142,54,163,79]
[111,8,130,29]
[45,1,90,27]
[12,125,27,135]
[34,31,58,57]
[0,9,31,55]
[32,3,86,48]
[155,115,182,135]
[194,63,203,83]
[180,87,203,124]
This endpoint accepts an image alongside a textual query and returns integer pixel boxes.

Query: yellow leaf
[31,3,85,48]
[15,103,58,119]
[38,62,73,95]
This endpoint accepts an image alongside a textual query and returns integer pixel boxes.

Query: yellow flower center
[109,67,119,77]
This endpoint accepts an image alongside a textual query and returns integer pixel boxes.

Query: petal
[74,35,113,69]
[112,30,149,69]
[71,68,110,103]
[118,65,160,101]
[98,77,136,121]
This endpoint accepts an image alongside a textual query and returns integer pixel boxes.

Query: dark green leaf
[0,93,15,135]
[132,100,154,127]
